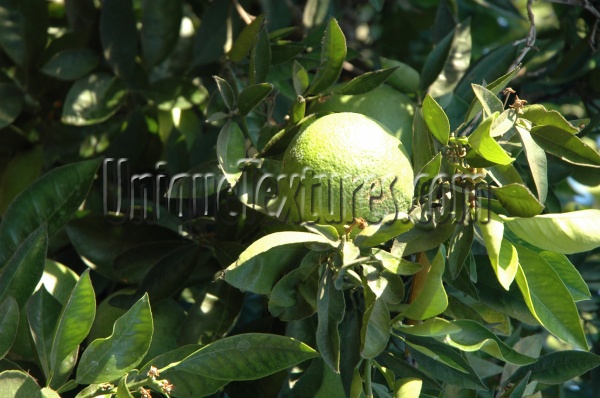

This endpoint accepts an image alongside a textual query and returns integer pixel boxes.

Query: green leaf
[464,66,520,123]
[361,281,390,359]
[307,18,347,95]
[228,14,265,62]
[508,351,600,385]
[468,112,513,165]
[335,67,399,95]
[249,26,271,85]
[515,126,547,203]
[317,264,345,371]
[472,84,503,117]
[504,209,600,254]
[0,370,43,396]
[530,125,600,167]
[174,333,319,380]
[116,376,134,398]
[394,317,461,337]
[49,269,96,388]
[0,297,18,359]
[40,49,98,80]
[522,104,579,134]
[514,244,588,350]
[27,286,62,381]
[237,83,273,116]
[213,76,236,110]
[381,57,420,94]
[394,378,422,398]
[0,83,23,128]
[404,338,470,374]
[447,220,473,279]
[139,345,227,397]
[538,251,590,302]
[354,213,414,248]
[491,184,544,217]
[422,94,450,145]
[478,213,517,290]
[216,120,246,187]
[292,61,309,96]
[444,320,536,365]
[224,231,331,294]
[140,0,182,68]
[61,73,126,125]
[0,226,47,308]
[377,351,443,391]
[100,0,137,80]
[0,158,101,272]
[403,247,448,320]
[302,0,331,29]
[372,249,422,275]
[76,294,153,384]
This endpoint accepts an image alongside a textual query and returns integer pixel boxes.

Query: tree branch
[510,0,537,71]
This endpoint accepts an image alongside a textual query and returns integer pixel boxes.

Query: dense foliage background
[1,0,600,397]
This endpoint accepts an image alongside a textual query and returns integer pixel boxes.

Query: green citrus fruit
[309,84,415,157]
[280,112,413,234]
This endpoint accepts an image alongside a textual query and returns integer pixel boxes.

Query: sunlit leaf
[515,126,548,203]
[307,18,346,95]
[468,112,513,165]
[422,95,450,145]
[228,14,265,62]
[522,104,579,134]
[530,125,600,167]
[61,74,126,125]
[216,120,246,187]
[403,248,448,320]
[491,184,544,217]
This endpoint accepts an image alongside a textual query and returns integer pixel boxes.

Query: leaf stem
[364,358,373,398]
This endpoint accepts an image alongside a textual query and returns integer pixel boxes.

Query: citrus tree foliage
[1,0,600,397]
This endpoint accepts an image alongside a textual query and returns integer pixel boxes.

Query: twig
[544,0,600,50]
[510,0,537,71]
[232,0,255,24]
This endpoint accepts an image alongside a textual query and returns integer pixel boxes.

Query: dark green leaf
[468,113,513,165]
[377,351,443,391]
[175,333,319,380]
[354,213,414,248]
[41,49,98,80]
[0,83,23,128]
[213,76,236,110]
[27,287,62,381]
[238,83,273,116]
[249,26,271,85]
[307,18,347,95]
[412,108,436,175]
[428,20,471,97]
[514,244,588,350]
[141,0,182,67]
[0,226,47,308]
[0,297,18,359]
[62,73,126,125]
[522,104,579,133]
[422,94,450,145]
[317,264,345,372]
[335,67,399,95]
[116,376,134,398]
[76,294,153,384]
[515,126,547,203]
[100,0,137,80]
[217,120,246,187]
[49,269,96,388]
[530,125,600,167]
[224,231,330,294]
[0,0,47,67]
[491,184,544,217]
[420,27,454,93]
[228,14,265,62]
[369,0,385,11]
[293,60,309,95]
[447,220,473,279]
[361,281,389,359]
[180,280,244,345]
[414,153,442,203]
[508,351,600,385]
[0,158,101,270]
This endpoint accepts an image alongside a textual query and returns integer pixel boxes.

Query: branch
[510,0,537,71]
